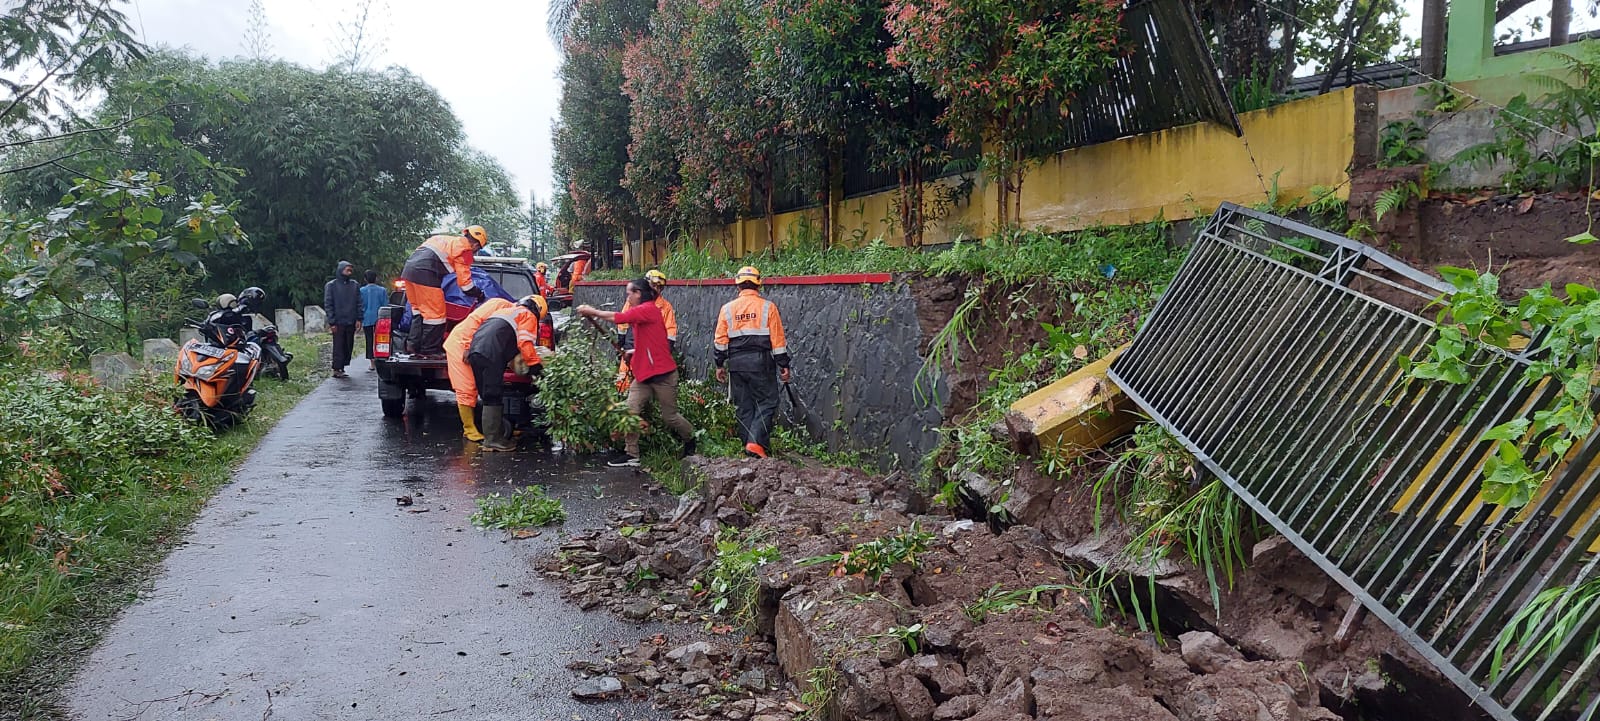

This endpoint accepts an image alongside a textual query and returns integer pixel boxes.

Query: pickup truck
[371,256,552,419]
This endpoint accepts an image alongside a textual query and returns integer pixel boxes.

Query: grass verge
[0,332,327,720]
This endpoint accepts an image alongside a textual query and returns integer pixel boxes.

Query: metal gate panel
[1108,203,1600,721]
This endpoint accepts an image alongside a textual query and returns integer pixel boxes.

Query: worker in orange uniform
[534,261,551,296]
[445,297,515,442]
[615,269,678,386]
[713,266,790,458]
[466,296,547,451]
[401,225,488,358]
[566,251,590,292]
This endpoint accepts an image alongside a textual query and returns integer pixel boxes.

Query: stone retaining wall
[575,275,946,470]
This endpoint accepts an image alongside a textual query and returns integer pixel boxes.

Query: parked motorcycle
[175,294,263,429]
[237,286,293,380]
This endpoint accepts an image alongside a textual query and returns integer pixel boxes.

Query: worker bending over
[714,266,790,458]
[445,297,514,442]
[466,296,547,452]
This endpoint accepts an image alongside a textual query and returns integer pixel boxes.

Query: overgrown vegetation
[469,486,567,529]
[1453,47,1600,194]
[693,527,780,630]
[0,331,326,716]
[1091,423,1261,625]
[922,221,1185,513]
[1490,577,1600,684]
[1401,266,1600,508]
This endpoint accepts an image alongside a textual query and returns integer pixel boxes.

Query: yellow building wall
[1014,88,1358,230]
[627,86,1361,266]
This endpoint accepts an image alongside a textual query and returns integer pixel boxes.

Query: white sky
[125,0,561,208]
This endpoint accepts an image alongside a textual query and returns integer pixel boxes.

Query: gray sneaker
[606,455,640,468]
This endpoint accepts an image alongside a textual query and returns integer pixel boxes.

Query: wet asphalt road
[66,364,670,721]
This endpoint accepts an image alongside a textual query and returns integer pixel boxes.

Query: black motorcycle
[236,286,293,380]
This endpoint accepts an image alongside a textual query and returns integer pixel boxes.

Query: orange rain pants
[406,283,448,324]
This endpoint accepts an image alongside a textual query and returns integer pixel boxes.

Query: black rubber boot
[404,315,424,355]
[480,406,516,452]
[416,323,446,358]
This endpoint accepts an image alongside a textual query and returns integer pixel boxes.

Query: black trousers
[363,324,376,359]
[730,370,780,449]
[331,324,357,371]
[468,351,506,406]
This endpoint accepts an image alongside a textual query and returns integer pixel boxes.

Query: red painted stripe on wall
[577,272,894,287]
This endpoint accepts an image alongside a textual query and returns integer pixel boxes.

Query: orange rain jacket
[445,298,513,406]
[618,296,678,344]
[468,306,544,372]
[402,234,480,292]
[713,289,789,372]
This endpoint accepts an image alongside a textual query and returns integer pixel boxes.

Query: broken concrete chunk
[621,599,656,620]
[571,676,623,699]
[736,668,768,692]
[1179,630,1245,674]
[932,695,983,721]
[886,667,936,721]
[665,641,716,668]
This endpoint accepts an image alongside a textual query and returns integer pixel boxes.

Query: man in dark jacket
[324,260,362,378]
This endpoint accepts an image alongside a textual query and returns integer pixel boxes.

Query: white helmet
[215,293,238,309]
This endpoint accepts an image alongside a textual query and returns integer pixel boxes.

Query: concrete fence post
[274,308,304,335]
[141,338,180,371]
[303,305,327,333]
[90,352,139,389]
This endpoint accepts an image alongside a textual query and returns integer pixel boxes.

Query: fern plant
[1451,47,1600,193]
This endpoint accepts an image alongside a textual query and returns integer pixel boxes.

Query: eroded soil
[539,457,1476,721]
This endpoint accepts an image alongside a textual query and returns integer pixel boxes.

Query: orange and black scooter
[175,293,263,429]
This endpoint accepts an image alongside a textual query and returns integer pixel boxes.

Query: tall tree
[551,0,653,266]
[745,0,943,245]
[886,0,1125,227]
[22,54,487,306]
[1,0,146,157]
[683,0,786,248]
[1191,0,1408,96]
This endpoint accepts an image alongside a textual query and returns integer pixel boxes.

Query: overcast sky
[126,0,561,208]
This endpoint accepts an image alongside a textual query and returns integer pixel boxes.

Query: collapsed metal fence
[1107,203,1600,721]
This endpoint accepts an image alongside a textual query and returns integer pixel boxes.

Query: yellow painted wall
[1016,88,1358,230]
[627,87,1361,266]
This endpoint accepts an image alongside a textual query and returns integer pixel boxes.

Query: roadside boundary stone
[304,305,327,333]
[274,308,303,335]
[90,352,139,389]
[141,338,180,370]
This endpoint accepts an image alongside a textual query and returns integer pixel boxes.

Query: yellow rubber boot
[457,404,485,442]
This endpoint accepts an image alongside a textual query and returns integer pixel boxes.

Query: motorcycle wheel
[274,359,290,381]
[175,393,206,424]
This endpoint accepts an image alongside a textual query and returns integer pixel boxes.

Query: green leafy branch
[1401,265,1600,508]
[797,522,934,582]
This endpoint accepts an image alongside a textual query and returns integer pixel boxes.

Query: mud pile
[538,457,1441,721]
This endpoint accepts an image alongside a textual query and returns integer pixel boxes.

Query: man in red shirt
[576,278,697,467]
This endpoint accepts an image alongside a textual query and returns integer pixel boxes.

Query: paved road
[66,364,667,721]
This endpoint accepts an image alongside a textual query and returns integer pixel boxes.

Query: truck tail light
[393,279,407,291]
[374,317,391,358]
